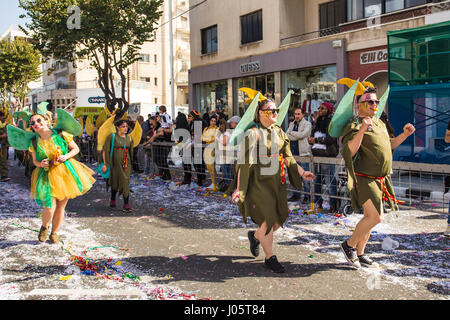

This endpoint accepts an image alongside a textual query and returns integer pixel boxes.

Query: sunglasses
[261,108,279,116]
[361,100,379,105]
[30,118,42,126]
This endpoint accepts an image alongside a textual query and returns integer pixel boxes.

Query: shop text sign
[88,96,106,104]
[240,61,261,74]
[360,49,388,65]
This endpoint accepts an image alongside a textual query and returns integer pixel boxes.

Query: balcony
[280,0,449,47]
[175,71,188,86]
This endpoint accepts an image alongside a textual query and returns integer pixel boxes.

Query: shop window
[241,10,262,45]
[283,65,337,122]
[194,80,228,118]
[237,73,274,117]
[201,25,218,55]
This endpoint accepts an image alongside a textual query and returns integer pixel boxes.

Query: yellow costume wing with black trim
[97,115,116,151]
[128,121,143,147]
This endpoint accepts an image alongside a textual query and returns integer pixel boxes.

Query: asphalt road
[0,155,448,301]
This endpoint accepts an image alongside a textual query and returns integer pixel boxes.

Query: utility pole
[168,0,175,119]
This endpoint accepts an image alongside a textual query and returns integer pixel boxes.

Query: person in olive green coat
[101,120,134,212]
[230,99,315,273]
[340,87,415,269]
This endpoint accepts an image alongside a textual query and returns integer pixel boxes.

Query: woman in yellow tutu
[24,112,95,243]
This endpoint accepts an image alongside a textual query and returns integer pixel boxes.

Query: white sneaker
[206,183,215,190]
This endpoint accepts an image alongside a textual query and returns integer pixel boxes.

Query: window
[201,25,217,54]
[319,1,346,33]
[139,54,150,62]
[347,0,428,21]
[154,54,157,63]
[364,0,382,17]
[154,98,158,104]
[140,77,151,82]
[241,10,262,45]
[154,77,158,86]
[385,0,404,12]
[405,0,426,7]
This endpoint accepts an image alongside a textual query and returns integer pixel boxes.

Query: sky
[0,0,29,35]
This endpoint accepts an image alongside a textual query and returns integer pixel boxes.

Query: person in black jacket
[308,102,339,212]
[185,110,207,186]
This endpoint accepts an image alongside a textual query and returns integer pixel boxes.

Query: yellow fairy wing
[362,81,375,89]
[97,115,116,151]
[96,110,108,128]
[85,116,96,136]
[128,120,143,148]
[239,87,267,102]
[77,117,84,137]
[337,78,366,96]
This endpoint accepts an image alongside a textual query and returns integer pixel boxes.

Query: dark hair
[159,105,167,113]
[175,113,189,130]
[254,99,275,124]
[114,119,129,127]
[356,86,377,103]
[218,118,228,134]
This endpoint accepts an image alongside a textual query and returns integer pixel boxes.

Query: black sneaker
[264,255,285,273]
[340,241,361,269]
[358,255,379,268]
[0,177,11,182]
[247,231,260,257]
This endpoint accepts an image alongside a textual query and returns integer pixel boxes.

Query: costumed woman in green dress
[98,114,142,213]
[7,106,96,244]
[329,78,415,269]
[229,89,315,273]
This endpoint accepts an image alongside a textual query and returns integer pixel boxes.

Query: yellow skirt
[30,159,96,202]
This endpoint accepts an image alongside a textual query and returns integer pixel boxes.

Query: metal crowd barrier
[136,142,450,213]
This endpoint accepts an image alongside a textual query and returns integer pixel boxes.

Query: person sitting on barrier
[338,84,415,269]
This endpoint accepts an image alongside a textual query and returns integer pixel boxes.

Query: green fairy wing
[53,108,82,136]
[329,79,359,138]
[229,93,260,147]
[375,85,390,119]
[37,102,49,116]
[7,125,38,151]
[276,90,293,127]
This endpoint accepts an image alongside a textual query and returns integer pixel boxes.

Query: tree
[0,39,41,112]
[19,0,164,116]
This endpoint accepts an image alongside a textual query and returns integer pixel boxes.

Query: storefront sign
[360,49,388,65]
[88,96,106,104]
[240,61,261,74]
